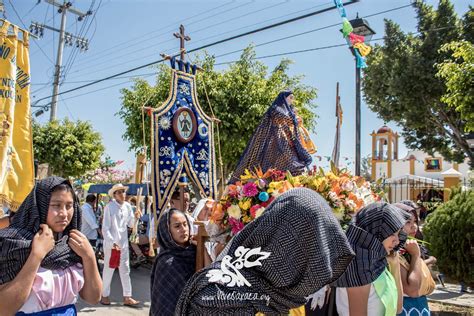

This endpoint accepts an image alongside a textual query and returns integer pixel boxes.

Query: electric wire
[7,0,55,64]
[71,1,246,69]
[67,1,282,77]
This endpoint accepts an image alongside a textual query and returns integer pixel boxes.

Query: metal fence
[380,177,472,212]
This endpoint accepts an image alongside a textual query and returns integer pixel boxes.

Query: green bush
[423,189,474,286]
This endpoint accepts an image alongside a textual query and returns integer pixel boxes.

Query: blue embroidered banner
[151,65,217,213]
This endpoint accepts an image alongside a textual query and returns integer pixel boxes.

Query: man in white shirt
[81,194,99,246]
[100,184,141,306]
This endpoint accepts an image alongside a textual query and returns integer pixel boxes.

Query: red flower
[261,196,275,207]
[250,204,262,218]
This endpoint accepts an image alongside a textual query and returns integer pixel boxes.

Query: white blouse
[336,285,385,316]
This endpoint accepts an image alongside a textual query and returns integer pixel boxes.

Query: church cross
[173,24,191,62]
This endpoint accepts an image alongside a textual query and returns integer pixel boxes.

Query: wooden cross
[173,24,191,62]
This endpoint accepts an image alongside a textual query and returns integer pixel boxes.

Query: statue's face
[285,94,295,106]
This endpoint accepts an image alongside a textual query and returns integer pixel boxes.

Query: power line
[31,19,467,109]
[30,0,359,106]
[62,0,99,81]
[34,38,380,108]
[64,1,412,84]
[70,1,244,69]
[66,1,278,78]
[68,1,413,81]
[65,1,342,81]
[7,0,55,64]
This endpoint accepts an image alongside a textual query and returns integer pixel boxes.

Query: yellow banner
[0,21,34,211]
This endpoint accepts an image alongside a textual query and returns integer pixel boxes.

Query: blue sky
[4,0,471,174]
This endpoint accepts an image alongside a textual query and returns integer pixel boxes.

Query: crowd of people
[0,175,441,315]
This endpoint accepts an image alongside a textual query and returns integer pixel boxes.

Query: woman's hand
[405,239,421,258]
[69,229,95,260]
[31,224,55,259]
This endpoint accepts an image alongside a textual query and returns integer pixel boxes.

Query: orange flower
[331,181,342,196]
[227,183,241,197]
[210,203,224,223]
[348,192,364,211]
[279,180,294,194]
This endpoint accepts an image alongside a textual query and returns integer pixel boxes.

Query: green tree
[33,119,105,178]
[361,155,372,181]
[363,1,473,166]
[423,189,474,286]
[118,46,318,180]
[436,40,474,132]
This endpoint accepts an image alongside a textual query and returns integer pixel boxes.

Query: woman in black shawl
[230,90,313,183]
[0,176,102,315]
[175,188,354,315]
[150,208,196,316]
[335,202,409,316]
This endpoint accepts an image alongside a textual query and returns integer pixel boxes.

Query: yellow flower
[227,204,242,219]
[240,169,254,181]
[239,200,252,211]
[268,181,283,193]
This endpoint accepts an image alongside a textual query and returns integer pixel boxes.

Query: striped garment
[175,188,355,315]
[0,177,82,284]
[335,202,408,288]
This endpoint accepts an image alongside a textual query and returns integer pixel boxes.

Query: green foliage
[363,0,473,166]
[361,155,372,181]
[32,119,105,178]
[423,190,474,285]
[117,46,318,180]
[436,40,474,132]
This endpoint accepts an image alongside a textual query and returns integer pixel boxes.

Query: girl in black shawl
[175,188,354,315]
[335,202,409,316]
[150,208,196,316]
[0,177,102,315]
[230,90,313,183]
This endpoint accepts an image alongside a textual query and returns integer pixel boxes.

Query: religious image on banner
[151,56,217,216]
[0,20,34,211]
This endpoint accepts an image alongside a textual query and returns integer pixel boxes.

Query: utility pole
[30,1,91,122]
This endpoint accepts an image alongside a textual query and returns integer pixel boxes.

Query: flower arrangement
[210,165,384,236]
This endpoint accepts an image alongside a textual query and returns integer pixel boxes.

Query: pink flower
[228,217,244,235]
[243,182,258,197]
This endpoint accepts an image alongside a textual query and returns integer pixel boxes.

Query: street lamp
[349,14,375,176]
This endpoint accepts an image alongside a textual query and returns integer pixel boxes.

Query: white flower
[255,207,265,218]
[328,191,339,202]
[227,204,242,219]
[342,181,354,192]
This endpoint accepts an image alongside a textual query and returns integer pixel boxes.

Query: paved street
[77,263,152,315]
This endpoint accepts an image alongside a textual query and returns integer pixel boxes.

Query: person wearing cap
[100,184,141,306]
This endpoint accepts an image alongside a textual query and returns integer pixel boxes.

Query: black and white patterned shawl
[150,209,196,316]
[175,188,354,315]
[0,177,82,285]
[335,202,407,288]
